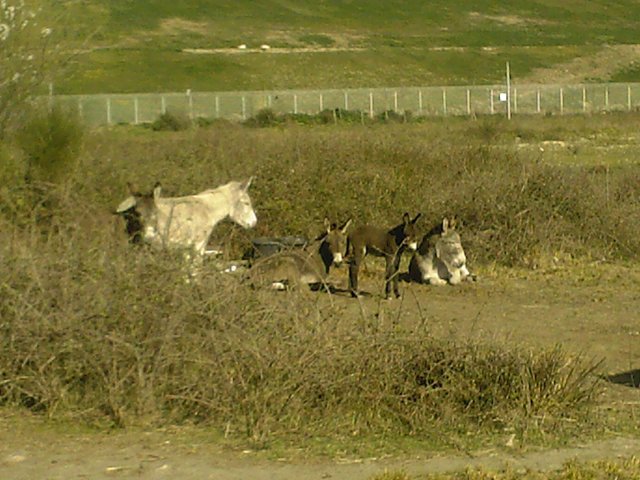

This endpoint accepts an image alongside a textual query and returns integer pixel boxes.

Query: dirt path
[2,424,639,480]
[1,264,639,479]
[327,263,640,376]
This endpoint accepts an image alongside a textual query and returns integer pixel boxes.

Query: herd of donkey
[115,177,474,298]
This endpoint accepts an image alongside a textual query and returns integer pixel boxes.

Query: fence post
[560,88,564,114]
[506,62,511,120]
[215,95,220,118]
[106,97,111,125]
[241,96,246,119]
[582,87,586,112]
[293,94,298,114]
[319,93,324,112]
[134,97,139,124]
[187,89,193,119]
[442,88,447,116]
[369,91,374,118]
[77,97,83,120]
[466,89,471,115]
[344,91,349,111]
[393,91,398,112]
[628,85,632,111]
[605,86,609,109]
[418,90,423,115]
[161,96,166,115]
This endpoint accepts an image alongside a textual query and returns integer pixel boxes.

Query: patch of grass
[298,34,335,47]
[48,0,640,94]
[58,45,594,94]
[610,61,640,83]
[372,456,640,479]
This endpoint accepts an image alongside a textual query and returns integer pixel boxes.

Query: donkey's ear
[324,217,332,232]
[126,182,137,195]
[153,182,162,199]
[449,216,458,229]
[442,217,449,232]
[403,212,411,224]
[339,218,352,233]
[412,213,422,224]
[116,196,137,213]
[242,176,254,191]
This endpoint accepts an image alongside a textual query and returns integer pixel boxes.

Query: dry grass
[371,456,640,479]
[0,218,600,439]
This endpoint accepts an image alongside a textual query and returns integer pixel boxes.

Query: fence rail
[54,83,640,126]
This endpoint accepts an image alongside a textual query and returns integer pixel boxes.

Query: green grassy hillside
[52,0,640,93]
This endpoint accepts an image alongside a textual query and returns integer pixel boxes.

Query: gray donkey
[408,217,474,285]
[248,218,351,291]
[347,213,421,299]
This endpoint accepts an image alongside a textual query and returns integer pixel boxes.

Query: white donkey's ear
[242,176,254,191]
[324,217,332,232]
[442,218,449,232]
[116,196,136,213]
[153,182,162,199]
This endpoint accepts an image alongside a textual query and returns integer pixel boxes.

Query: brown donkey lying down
[247,218,351,291]
[347,213,421,299]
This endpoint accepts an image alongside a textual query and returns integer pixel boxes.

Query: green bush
[244,108,279,127]
[151,110,192,131]
[16,105,84,184]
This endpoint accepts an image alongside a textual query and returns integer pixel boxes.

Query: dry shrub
[0,200,600,439]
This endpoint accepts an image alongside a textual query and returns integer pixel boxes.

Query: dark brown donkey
[248,218,352,291]
[347,213,422,299]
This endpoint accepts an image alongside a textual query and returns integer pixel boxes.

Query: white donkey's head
[115,182,162,244]
[228,177,258,229]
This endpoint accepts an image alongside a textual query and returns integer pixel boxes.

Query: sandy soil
[1,264,639,479]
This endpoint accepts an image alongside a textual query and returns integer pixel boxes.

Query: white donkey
[116,178,257,257]
[408,217,473,285]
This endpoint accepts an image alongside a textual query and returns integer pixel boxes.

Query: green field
[49,0,640,93]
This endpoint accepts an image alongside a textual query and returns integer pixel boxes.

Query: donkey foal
[347,213,421,299]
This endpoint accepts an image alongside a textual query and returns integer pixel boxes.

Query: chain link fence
[54,83,640,126]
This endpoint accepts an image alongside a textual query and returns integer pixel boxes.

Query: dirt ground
[1,263,639,480]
